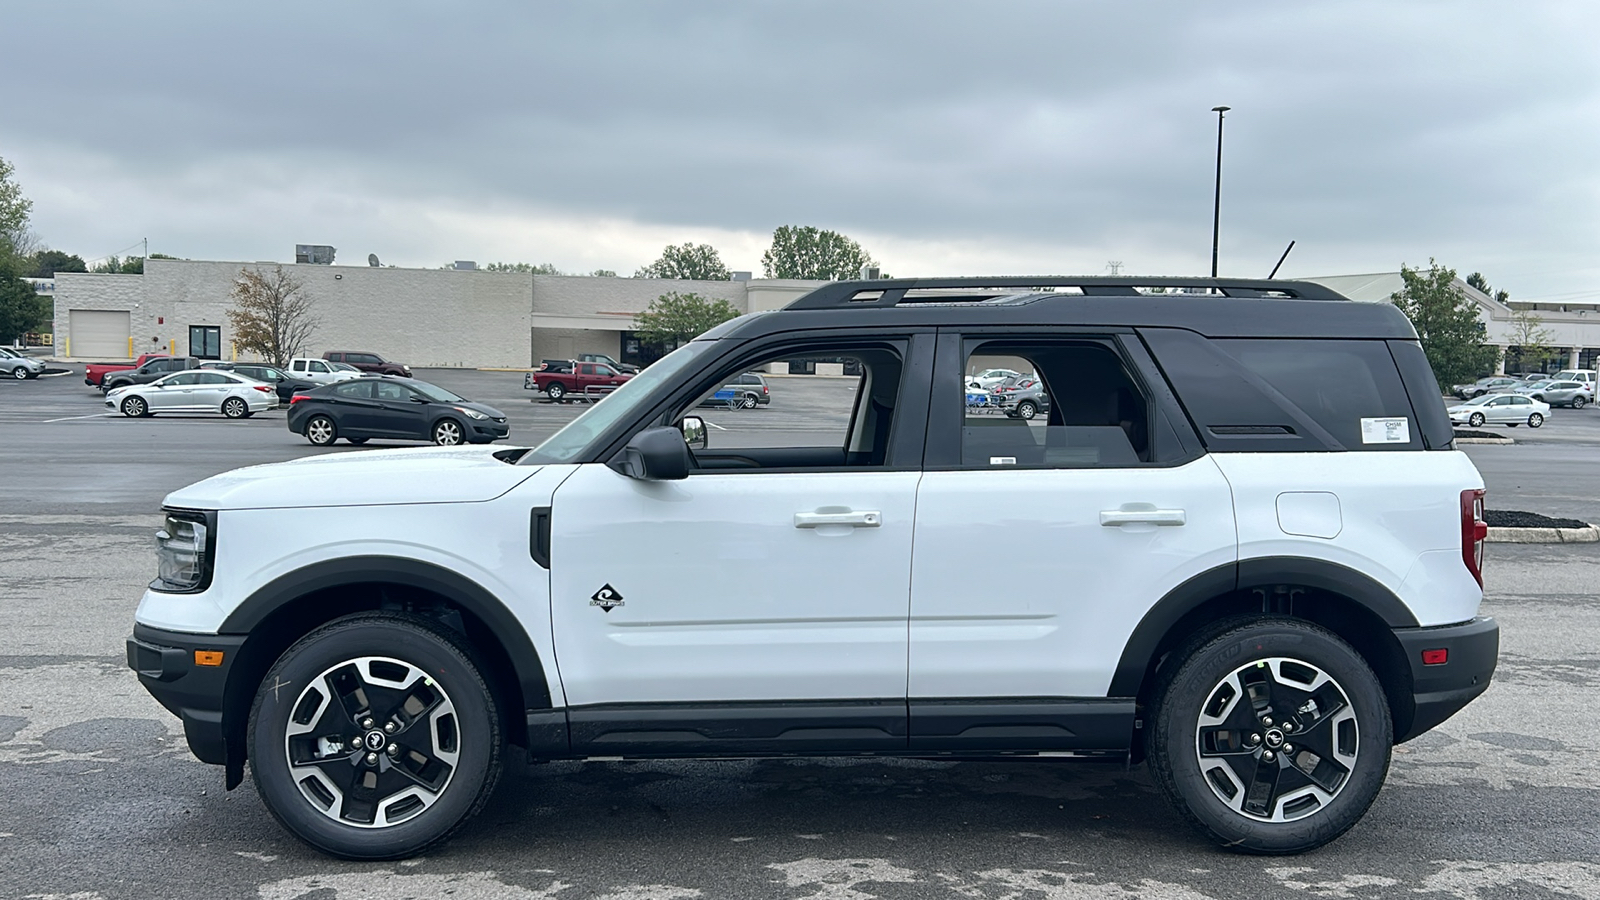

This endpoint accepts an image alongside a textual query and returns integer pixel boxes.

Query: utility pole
[1106,260,1123,276]
[1210,106,1229,278]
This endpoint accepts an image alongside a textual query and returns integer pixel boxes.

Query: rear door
[908,330,1235,750]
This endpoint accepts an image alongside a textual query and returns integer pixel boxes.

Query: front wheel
[1528,413,1544,428]
[10,365,27,380]
[1147,618,1391,854]
[247,612,501,859]
[432,419,464,446]
[545,382,565,401]
[120,396,148,418]
[1468,412,1485,428]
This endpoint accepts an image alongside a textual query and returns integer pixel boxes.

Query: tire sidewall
[224,398,247,418]
[247,613,499,860]
[122,397,145,417]
[307,416,337,446]
[433,419,463,445]
[1469,413,1484,427]
[1149,620,1392,854]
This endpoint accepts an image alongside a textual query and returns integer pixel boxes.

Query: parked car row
[1451,368,1596,399]
[106,369,279,418]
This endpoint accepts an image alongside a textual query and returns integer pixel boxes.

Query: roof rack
[784,276,1348,310]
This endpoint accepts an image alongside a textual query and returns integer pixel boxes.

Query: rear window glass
[1213,339,1421,451]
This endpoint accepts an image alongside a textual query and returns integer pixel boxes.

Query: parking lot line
[42,413,115,423]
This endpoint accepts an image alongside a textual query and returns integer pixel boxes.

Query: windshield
[0,348,16,359]
[410,381,467,403]
[332,362,360,372]
[523,342,713,465]
[1461,396,1496,406]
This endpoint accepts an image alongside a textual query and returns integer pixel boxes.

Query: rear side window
[333,381,371,399]
[1141,329,1423,452]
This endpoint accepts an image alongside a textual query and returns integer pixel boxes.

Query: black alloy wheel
[120,396,148,418]
[247,612,501,859]
[222,397,249,419]
[1147,618,1391,854]
[306,415,338,446]
[1468,412,1485,427]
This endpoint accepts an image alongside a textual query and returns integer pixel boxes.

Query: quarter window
[333,381,371,399]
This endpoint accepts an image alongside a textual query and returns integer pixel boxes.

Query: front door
[547,335,931,755]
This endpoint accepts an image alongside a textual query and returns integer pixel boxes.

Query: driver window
[374,382,410,401]
[681,344,905,471]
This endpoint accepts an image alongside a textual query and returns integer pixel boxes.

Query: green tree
[1507,308,1555,373]
[760,225,877,281]
[1465,271,1510,304]
[1390,260,1499,387]
[25,249,87,277]
[589,269,618,278]
[227,266,318,366]
[484,261,565,274]
[0,258,48,343]
[632,291,740,346]
[635,243,731,280]
[91,255,148,274]
[0,156,32,259]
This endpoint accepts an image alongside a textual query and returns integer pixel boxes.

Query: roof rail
[784,276,1349,310]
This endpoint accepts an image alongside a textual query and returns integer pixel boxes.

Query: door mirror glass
[608,426,691,481]
[679,415,708,450]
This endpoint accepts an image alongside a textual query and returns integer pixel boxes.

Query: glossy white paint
[547,464,920,704]
[1276,492,1342,539]
[135,461,576,707]
[1213,451,1484,627]
[908,457,1238,698]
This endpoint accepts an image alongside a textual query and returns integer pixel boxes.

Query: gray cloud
[7,0,1597,296]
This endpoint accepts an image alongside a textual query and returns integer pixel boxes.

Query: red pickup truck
[526,361,632,401]
[84,353,170,388]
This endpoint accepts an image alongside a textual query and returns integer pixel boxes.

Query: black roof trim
[785,276,1348,310]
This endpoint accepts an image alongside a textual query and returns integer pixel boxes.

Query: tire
[246,612,502,860]
[545,382,565,401]
[1468,412,1485,427]
[120,396,148,418]
[347,437,369,445]
[1572,396,1586,410]
[1017,400,1038,420]
[1528,413,1544,428]
[740,393,758,409]
[432,419,464,446]
[1471,390,1485,398]
[222,397,249,419]
[10,365,26,380]
[1147,617,1392,855]
[1531,395,1544,403]
[306,415,338,446]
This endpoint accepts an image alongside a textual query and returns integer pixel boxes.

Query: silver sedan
[1447,393,1550,428]
[105,369,280,418]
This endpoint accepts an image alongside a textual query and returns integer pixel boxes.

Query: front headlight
[153,510,215,593]
[454,406,488,420]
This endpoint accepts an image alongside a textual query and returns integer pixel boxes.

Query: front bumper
[127,623,246,765]
[471,421,510,442]
[1392,616,1499,742]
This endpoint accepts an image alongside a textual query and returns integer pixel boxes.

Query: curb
[1486,524,1600,544]
[1454,435,1515,445]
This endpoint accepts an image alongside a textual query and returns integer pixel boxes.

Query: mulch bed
[1452,429,1508,439]
[1485,510,1589,529]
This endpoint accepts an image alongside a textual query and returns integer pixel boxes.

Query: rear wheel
[120,396,148,418]
[546,382,566,401]
[1017,400,1038,420]
[1528,413,1544,428]
[222,397,249,419]
[740,393,759,409]
[432,419,464,446]
[1572,396,1586,410]
[247,612,501,860]
[306,415,338,446]
[1147,618,1391,854]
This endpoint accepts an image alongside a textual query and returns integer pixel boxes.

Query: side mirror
[411,395,429,404]
[679,415,708,450]
[608,426,691,481]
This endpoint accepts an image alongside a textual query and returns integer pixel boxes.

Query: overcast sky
[7,1,1597,300]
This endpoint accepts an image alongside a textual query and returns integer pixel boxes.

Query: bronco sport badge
[590,584,624,612]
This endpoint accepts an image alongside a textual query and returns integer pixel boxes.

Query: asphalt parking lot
[1,366,1598,898]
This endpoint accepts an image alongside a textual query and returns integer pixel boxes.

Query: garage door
[69,310,131,359]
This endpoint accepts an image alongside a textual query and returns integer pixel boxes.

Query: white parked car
[287,357,362,385]
[105,370,280,418]
[1447,393,1550,428]
[967,367,1022,389]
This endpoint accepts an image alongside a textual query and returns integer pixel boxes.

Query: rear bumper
[1392,616,1499,743]
[127,623,246,765]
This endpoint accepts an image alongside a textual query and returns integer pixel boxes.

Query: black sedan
[287,376,510,446]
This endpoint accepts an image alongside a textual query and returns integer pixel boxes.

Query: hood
[164,446,540,510]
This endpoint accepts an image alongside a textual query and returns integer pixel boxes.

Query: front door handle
[1100,508,1186,527]
[795,510,881,528]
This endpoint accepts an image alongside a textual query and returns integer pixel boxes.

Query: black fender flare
[220,555,553,710]
[1108,557,1419,697]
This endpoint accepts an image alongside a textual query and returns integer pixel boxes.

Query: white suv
[128,276,1499,860]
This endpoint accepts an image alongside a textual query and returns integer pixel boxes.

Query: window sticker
[990,456,1017,466]
[1360,417,1410,444]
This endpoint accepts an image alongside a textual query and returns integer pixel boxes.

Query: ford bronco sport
[128,276,1498,859]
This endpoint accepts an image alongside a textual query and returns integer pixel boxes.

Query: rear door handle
[795,510,881,528]
[1100,508,1186,527]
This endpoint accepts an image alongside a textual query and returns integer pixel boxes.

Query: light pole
[1210,105,1229,278]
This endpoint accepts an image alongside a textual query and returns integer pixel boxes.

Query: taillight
[763,385,769,394]
[290,394,309,404]
[253,385,271,393]
[1461,488,1488,587]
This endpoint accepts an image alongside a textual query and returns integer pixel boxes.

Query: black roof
[706,276,1419,341]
